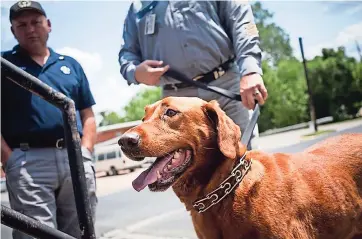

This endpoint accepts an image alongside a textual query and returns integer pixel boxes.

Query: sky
[1,0,361,125]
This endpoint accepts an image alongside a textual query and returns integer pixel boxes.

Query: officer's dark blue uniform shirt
[1,45,96,147]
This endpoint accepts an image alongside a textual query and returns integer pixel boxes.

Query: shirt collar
[135,1,158,19]
[11,44,63,66]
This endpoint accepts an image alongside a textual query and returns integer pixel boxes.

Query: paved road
[267,124,362,153]
[1,125,361,239]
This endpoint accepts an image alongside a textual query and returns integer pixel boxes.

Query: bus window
[98,153,105,161]
[106,151,117,160]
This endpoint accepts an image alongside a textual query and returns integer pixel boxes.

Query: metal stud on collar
[193,154,252,213]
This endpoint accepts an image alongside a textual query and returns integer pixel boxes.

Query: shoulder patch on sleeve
[244,22,259,37]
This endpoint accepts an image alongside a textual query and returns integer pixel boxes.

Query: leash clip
[170,84,178,92]
[56,138,64,149]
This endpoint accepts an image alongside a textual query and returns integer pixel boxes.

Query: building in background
[94,120,149,177]
[96,120,141,145]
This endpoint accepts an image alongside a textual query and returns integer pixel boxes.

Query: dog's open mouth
[132,149,192,192]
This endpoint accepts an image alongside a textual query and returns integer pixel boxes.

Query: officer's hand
[1,150,12,171]
[240,73,268,110]
[135,60,170,86]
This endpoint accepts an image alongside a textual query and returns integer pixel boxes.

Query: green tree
[122,87,162,122]
[258,59,309,131]
[252,2,294,65]
[98,87,162,126]
[308,47,362,121]
[98,111,126,126]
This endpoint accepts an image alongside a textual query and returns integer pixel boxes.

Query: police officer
[1,1,97,238]
[118,1,268,150]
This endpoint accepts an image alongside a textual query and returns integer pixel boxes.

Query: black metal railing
[0,57,96,239]
[1,205,76,239]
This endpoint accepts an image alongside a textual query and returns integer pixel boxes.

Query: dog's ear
[203,100,241,159]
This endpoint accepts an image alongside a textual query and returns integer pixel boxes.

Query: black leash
[164,70,241,101]
[163,69,260,147]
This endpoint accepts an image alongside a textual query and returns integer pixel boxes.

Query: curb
[100,229,192,239]
[259,116,334,136]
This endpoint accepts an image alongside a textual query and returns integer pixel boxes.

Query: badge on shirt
[144,14,156,35]
[60,66,71,75]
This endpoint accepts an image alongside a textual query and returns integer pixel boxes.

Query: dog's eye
[165,109,178,117]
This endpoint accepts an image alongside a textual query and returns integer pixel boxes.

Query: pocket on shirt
[189,1,212,23]
[135,13,158,57]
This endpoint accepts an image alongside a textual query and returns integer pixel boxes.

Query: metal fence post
[1,205,77,239]
[1,57,96,239]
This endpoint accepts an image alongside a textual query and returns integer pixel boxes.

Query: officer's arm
[118,4,142,85]
[218,1,263,77]
[75,63,97,155]
[80,107,97,154]
[1,135,12,166]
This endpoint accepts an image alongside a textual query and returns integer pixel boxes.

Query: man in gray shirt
[118,1,268,149]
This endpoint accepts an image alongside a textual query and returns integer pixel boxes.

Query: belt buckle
[20,143,30,151]
[213,66,225,80]
[56,138,64,149]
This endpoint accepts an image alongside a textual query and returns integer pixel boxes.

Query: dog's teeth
[177,149,184,153]
[157,171,162,179]
[174,151,180,159]
[167,164,173,170]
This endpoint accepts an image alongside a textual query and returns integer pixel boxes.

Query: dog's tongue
[132,154,173,192]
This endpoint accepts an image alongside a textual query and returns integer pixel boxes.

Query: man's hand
[1,150,11,169]
[80,108,96,154]
[1,136,12,170]
[240,73,268,110]
[135,60,170,86]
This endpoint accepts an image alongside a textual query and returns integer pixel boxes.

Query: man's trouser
[162,63,259,150]
[4,147,97,239]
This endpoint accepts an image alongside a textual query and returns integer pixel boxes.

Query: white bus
[93,144,145,176]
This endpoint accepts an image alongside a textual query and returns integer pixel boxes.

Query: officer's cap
[9,1,47,22]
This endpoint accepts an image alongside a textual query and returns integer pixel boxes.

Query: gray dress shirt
[118,0,263,86]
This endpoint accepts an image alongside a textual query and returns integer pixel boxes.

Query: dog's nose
[118,133,140,150]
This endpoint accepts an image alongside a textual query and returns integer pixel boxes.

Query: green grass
[301,129,336,138]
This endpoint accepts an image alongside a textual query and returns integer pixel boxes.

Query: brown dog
[118,96,362,239]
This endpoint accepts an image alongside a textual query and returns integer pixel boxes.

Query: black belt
[10,138,66,150]
[163,58,235,91]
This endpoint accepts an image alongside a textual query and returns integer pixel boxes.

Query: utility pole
[298,37,318,133]
[356,40,362,62]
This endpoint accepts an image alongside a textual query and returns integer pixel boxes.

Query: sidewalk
[256,118,362,151]
[101,229,191,239]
